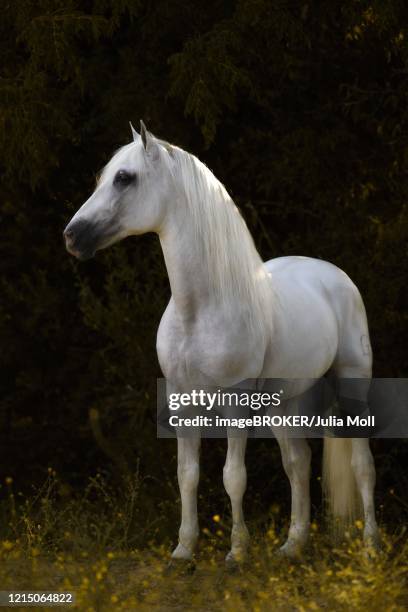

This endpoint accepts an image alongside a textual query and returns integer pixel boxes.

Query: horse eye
[113,170,135,188]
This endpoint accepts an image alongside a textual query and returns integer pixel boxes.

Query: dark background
[1,1,407,534]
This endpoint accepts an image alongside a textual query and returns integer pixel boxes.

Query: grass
[0,472,407,611]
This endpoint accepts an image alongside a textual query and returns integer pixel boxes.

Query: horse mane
[166,142,274,337]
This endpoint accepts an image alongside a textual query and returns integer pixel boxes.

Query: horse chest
[157,304,264,387]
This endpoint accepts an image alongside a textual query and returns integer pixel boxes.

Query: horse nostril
[63,228,76,252]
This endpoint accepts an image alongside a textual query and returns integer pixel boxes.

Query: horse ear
[140,120,149,149]
[140,120,159,159]
[130,121,139,142]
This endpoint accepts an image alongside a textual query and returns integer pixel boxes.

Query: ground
[0,524,407,610]
[0,472,406,611]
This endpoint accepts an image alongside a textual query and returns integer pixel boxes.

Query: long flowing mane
[167,143,274,336]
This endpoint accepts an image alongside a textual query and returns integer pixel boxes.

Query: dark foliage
[0,1,407,526]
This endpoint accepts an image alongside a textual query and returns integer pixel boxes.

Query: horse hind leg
[350,438,380,548]
[272,400,312,558]
[277,435,311,557]
[332,302,379,548]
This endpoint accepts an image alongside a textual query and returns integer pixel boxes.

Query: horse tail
[323,437,360,529]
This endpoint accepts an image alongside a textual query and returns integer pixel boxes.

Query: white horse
[64,122,379,564]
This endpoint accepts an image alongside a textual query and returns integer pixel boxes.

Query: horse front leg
[223,431,250,565]
[172,434,201,561]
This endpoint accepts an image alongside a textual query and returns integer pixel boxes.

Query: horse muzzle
[63,219,96,260]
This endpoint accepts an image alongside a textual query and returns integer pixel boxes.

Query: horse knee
[223,462,247,500]
[351,450,375,485]
[178,463,199,494]
[282,444,311,480]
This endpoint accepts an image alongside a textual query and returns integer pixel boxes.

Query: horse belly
[265,313,338,378]
[263,263,339,378]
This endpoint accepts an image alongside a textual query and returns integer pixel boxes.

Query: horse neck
[158,165,273,334]
[159,204,212,322]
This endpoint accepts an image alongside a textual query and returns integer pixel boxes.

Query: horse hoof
[171,542,194,561]
[363,534,381,558]
[165,558,196,576]
[225,550,246,572]
[276,540,304,560]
